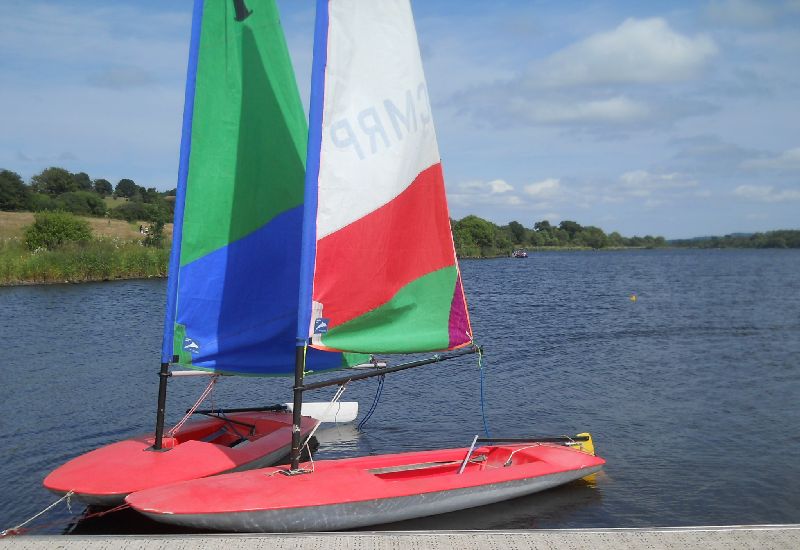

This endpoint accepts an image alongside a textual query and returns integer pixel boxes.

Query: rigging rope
[168,374,219,438]
[305,383,348,443]
[478,347,491,437]
[293,381,348,474]
[357,373,385,431]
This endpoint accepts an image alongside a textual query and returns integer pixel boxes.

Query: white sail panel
[317,0,440,239]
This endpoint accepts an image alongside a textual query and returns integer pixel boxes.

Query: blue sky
[1,0,798,238]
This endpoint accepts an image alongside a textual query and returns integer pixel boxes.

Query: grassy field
[0,211,172,285]
[0,211,173,241]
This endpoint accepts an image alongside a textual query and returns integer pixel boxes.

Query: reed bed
[0,237,169,285]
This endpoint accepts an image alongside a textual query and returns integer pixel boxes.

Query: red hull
[44,411,317,506]
[126,443,605,532]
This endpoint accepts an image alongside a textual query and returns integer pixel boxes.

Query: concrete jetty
[1,525,798,549]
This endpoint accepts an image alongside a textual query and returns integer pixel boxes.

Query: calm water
[1,249,799,534]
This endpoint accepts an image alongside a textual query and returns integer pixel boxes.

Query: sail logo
[328,83,431,160]
[183,337,200,354]
[314,318,330,334]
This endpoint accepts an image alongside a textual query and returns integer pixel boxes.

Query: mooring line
[1,491,74,537]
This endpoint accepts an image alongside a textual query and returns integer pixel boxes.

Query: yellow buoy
[630,294,637,302]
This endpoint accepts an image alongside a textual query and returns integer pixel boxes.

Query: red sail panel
[313,163,457,331]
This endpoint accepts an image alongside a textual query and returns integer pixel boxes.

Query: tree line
[4,168,797,253]
[669,231,800,249]
[0,167,174,223]
[452,215,666,257]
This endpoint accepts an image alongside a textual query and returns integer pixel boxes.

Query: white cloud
[734,185,800,202]
[448,179,522,208]
[511,96,650,125]
[533,18,718,88]
[523,178,563,199]
[448,17,718,132]
[741,147,800,171]
[618,170,699,197]
[488,179,514,193]
[458,179,514,194]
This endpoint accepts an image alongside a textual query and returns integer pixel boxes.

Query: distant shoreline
[1,274,166,288]
[4,246,796,287]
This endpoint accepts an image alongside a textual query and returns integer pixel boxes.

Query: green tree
[0,169,31,211]
[533,220,552,233]
[24,211,92,250]
[551,228,569,246]
[31,167,77,195]
[507,220,526,244]
[93,178,113,196]
[494,229,512,251]
[456,215,495,249]
[55,191,106,216]
[578,226,608,248]
[29,193,58,212]
[452,224,480,257]
[528,230,544,247]
[608,231,624,247]
[115,178,138,198]
[110,201,167,223]
[558,220,583,241]
[141,187,161,204]
[72,172,93,191]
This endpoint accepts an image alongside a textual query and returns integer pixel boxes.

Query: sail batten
[299,0,473,354]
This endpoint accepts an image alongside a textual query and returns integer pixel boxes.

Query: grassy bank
[0,211,172,285]
[0,237,169,286]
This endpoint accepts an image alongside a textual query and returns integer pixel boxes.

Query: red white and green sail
[298,0,473,354]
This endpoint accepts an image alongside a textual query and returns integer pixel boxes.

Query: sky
[1,0,799,239]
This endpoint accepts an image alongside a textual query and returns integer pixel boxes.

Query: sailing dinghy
[44,0,363,506]
[127,439,604,532]
[126,0,605,531]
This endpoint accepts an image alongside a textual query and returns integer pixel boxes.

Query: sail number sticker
[313,318,330,334]
[183,337,201,354]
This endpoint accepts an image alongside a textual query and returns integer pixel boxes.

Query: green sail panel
[180,0,307,267]
[318,267,459,353]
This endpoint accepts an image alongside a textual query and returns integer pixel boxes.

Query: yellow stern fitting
[567,432,595,456]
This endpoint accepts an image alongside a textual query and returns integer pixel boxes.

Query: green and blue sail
[161,0,352,375]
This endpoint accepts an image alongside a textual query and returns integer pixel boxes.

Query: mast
[290,0,475,468]
[290,0,330,472]
[153,0,204,450]
[289,346,306,470]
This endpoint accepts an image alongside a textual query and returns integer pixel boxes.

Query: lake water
[1,249,799,534]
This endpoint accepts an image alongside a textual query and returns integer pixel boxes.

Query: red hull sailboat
[127,442,604,532]
[43,0,363,506]
[126,0,605,531]
[45,412,317,506]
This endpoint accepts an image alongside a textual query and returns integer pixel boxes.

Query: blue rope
[478,348,491,437]
[357,374,385,431]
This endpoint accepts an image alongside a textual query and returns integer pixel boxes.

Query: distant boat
[512,249,529,258]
